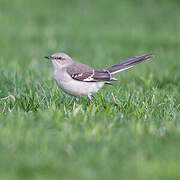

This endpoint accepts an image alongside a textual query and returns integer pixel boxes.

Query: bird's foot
[88,95,93,105]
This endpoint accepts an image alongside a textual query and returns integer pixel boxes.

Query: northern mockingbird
[44,52,153,105]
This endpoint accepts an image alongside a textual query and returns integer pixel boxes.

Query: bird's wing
[67,62,116,82]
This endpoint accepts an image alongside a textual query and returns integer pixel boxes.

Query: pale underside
[54,68,105,96]
[52,53,153,97]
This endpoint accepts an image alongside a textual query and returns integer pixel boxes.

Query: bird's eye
[58,57,65,60]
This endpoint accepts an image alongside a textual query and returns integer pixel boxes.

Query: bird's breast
[53,69,104,96]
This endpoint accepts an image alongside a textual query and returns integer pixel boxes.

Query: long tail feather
[106,53,153,74]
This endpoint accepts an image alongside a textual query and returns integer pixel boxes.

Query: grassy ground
[0,0,180,179]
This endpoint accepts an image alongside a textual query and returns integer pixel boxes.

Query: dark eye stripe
[54,56,65,60]
[54,57,61,59]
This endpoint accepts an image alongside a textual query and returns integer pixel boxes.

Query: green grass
[0,0,180,179]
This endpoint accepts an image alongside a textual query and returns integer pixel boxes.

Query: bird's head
[44,52,72,69]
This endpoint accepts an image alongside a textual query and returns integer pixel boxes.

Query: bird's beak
[44,56,51,59]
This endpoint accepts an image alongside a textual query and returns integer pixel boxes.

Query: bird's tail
[106,53,153,74]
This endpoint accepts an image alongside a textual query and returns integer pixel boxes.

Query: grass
[0,0,180,179]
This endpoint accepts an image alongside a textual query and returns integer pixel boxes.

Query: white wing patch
[83,69,95,82]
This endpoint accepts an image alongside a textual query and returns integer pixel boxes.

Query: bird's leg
[111,92,117,104]
[73,96,78,109]
[88,95,93,104]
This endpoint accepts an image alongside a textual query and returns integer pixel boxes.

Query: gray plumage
[67,62,115,82]
[44,52,153,105]
[66,53,153,82]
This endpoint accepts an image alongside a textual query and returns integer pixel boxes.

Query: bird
[44,52,153,106]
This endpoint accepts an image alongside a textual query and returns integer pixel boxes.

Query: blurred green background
[0,0,180,179]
